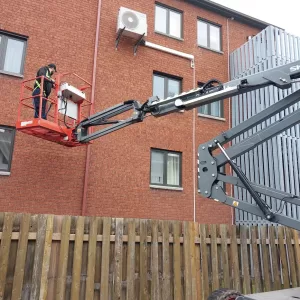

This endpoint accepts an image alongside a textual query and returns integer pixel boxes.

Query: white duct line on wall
[144,41,195,68]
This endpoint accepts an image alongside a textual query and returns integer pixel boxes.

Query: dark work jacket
[33,66,54,97]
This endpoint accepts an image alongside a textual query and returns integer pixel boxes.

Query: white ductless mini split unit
[117,7,147,39]
[58,83,86,120]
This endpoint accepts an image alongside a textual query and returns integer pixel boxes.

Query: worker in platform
[32,63,57,119]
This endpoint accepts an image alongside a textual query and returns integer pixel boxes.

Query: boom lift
[16,60,300,299]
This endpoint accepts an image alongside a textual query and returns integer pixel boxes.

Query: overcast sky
[211,0,300,37]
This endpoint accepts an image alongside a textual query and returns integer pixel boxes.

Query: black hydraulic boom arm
[197,88,300,230]
[74,59,300,230]
[75,100,144,143]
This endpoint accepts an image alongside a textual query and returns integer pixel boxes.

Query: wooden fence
[0,212,300,300]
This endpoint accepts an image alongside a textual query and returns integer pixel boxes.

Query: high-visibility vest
[33,69,51,94]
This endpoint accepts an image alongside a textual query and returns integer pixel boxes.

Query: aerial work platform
[16,72,93,147]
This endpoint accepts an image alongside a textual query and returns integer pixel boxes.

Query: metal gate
[230,25,300,225]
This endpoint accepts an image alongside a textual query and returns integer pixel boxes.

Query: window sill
[198,113,226,122]
[198,45,224,55]
[154,31,184,42]
[0,171,10,176]
[150,184,183,191]
[0,70,24,78]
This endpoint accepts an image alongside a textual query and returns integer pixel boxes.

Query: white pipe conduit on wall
[144,41,195,68]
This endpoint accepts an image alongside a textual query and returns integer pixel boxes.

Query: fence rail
[0,212,300,300]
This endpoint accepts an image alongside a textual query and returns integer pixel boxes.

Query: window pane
[197,20,208,47]
[199,104,209,114]
[153,75,165,99]
[3,38,24,74]
[169,11,181,38]
[0,128,13,171]
[167,153,180,185]
[155,6,167,33]
[210,24,221,51]
[210,101,221,117]
[167,79,180,97]
[151,151,164,184]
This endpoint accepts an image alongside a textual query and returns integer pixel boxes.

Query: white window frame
[152,72,182,99]
[0,30,28,77]
[0,125,16,175]
[197,18,222,52]
[154,3,183,40]
[150,148,182,188]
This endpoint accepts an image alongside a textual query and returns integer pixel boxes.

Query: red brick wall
[0,0,261,223]
[0,0,97,215]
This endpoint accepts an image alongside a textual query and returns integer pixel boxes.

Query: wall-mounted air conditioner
[117,7,147,39]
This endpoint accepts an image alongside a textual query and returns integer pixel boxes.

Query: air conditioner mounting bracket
[133,33,145,55]
[115,26,126,50]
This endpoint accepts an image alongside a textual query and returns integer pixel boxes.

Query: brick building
[0,0,271,223]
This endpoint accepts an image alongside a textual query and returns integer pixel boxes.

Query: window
[197,19,221,52]
[150,148,182,187]
[153,72,182,99]
[197,81,224,118]
[155,3,183,39]
[0,30,27,76]
[0,125,16,175]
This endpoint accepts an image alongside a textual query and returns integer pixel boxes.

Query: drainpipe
[227,17,235,225]
[192,59,196,222]
[81,0,102,216]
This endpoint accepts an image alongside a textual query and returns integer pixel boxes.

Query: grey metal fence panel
[277,134,285,187]
[249,37,254,68]
[281,136,291,216]
[296,139,300,218]
[230,26,300,226]
[292,137,300,200]
[241,44,246,74]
